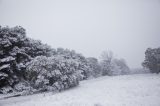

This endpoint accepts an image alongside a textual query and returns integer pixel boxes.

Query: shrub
[26,56,80,92]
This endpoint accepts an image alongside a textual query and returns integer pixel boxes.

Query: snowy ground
[0,73,160,106]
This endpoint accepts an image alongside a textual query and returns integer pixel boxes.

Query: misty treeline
[0,26,158,95]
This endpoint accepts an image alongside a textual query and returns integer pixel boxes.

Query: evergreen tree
[142,47,160,73]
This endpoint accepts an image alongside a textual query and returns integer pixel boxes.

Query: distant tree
[112,58,130,75]
[142,47,160,73]
[100,51,114,76]
[100,50,130,76]
[86,57,101,77]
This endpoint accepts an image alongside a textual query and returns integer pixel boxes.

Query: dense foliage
[0,26,130,94]
[86,57,101,78]
[0,26,87,94]
[142,47,160,73]
[26,56,80,92]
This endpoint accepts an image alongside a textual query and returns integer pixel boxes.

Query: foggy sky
[0,0,160,68]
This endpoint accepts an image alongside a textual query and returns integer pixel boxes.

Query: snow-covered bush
[26,56,80,92]
[13,81,33,95]
[55,48,90,80]
[0,86,13,94]
[86,57,101,78]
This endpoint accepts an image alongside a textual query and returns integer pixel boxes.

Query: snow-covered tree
[55,48,90,80]
[100,51,114,76]
[0,26,54,91]
[86,57,101,78]
[0,26,27,88]
[26,56,81,92]
[25,39,55,58]
[142,47,160,73]
[100,51,130,76]
[113,59,130,75]
[0,26,90,94]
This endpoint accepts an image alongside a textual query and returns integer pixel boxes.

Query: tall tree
[0,26,54,89]
[100,51,114,76]
[142,47,160,73]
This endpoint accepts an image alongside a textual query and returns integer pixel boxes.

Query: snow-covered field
[0,74,160,106]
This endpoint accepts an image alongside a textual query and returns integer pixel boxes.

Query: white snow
[1,74,160,106]
[0,64,10,70]
[0,56,15,63]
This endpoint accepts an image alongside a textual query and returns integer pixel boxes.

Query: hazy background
[0,0,160,68]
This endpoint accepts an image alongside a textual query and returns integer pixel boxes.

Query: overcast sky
[0,0,160,68]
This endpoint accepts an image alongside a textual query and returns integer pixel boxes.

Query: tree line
[0,26,158,95]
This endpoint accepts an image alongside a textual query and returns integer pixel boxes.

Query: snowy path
[1,74,160,106]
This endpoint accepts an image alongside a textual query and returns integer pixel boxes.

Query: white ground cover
[0,73,160,106]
